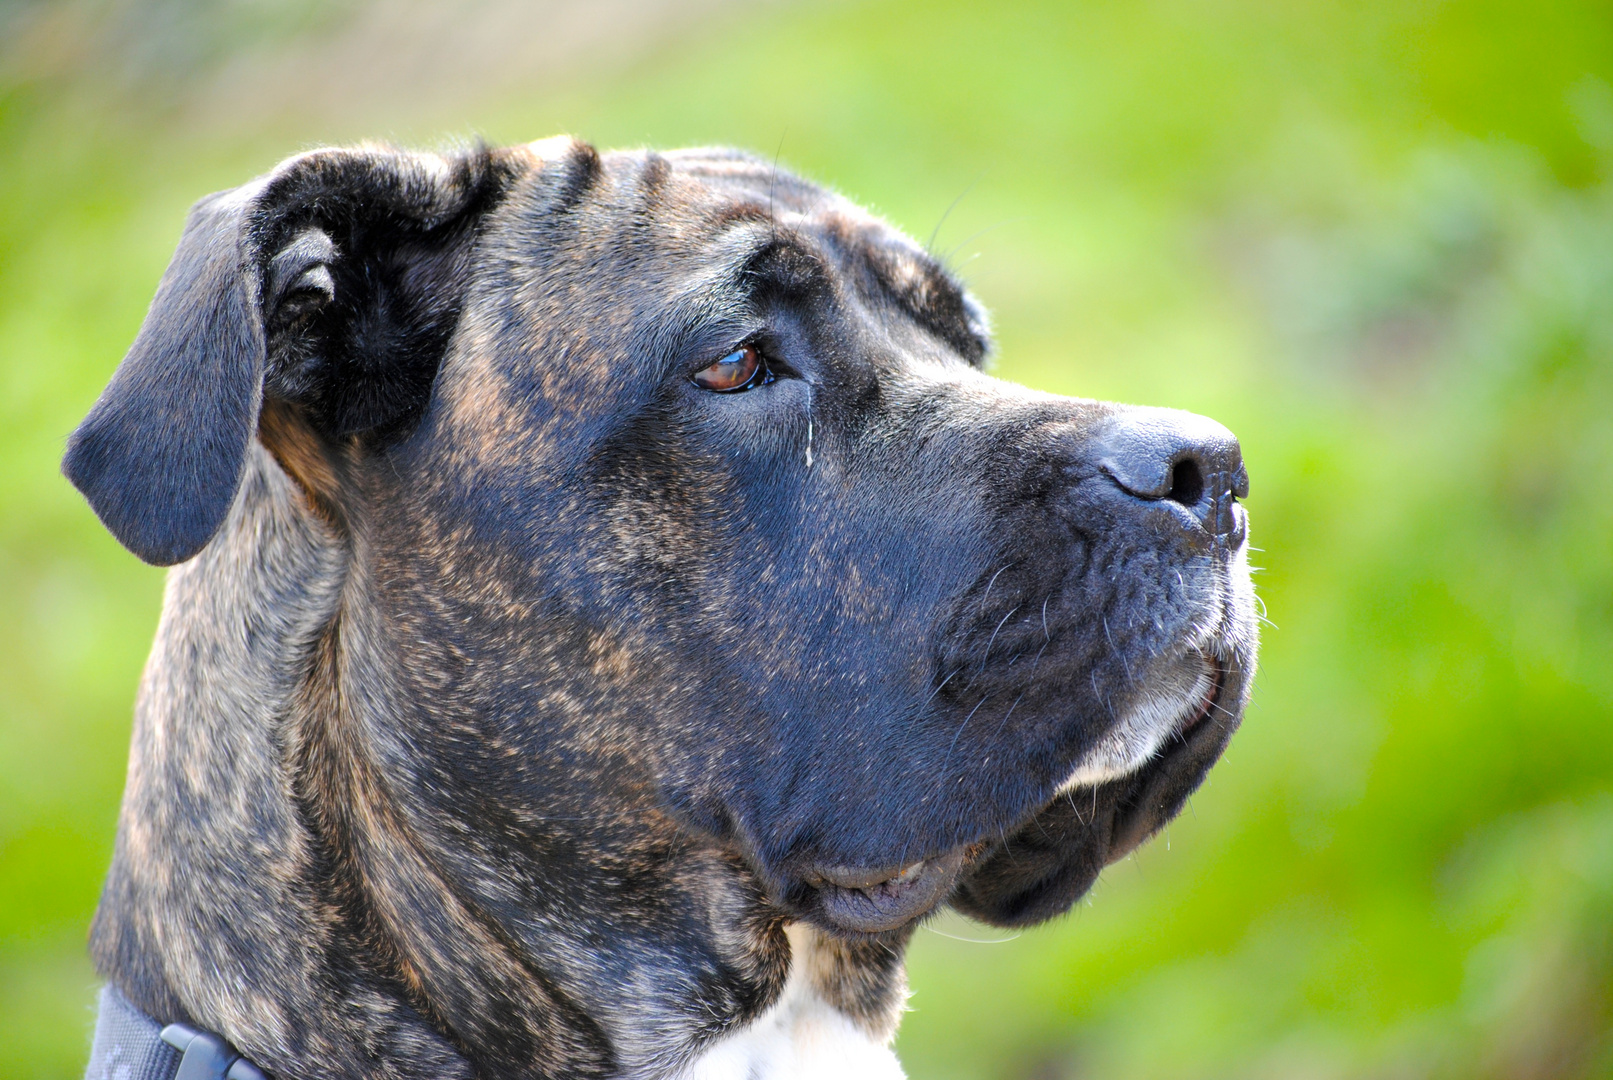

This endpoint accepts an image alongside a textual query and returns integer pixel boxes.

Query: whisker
[974,603,1022,679]
[1102,616,1133,684]
[990,690,1028,741]
[940,216,1028,265]
[926,169,986,255]
[940,693,991,782]
[767,131,785,245]
[922,667,961,709]
[977,562,1016,615]
[921,924,1022,945]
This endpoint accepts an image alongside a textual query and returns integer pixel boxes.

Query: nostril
[1092,408,1245,538]
[1166,458,1204,508]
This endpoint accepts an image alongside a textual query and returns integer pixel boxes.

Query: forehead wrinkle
[636,221,829,377]
[694,214,826,277]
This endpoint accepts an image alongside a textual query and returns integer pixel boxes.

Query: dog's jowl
[65,140,1258,1080]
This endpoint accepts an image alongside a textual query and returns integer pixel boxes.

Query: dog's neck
[90,444,910,1080]
[91,445,470,1075]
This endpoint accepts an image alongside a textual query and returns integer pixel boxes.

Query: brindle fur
[66,138,1257,1079]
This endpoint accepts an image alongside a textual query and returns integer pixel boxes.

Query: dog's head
[68,140,1255,1071]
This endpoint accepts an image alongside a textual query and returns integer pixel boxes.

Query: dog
[64,137,1257,1080]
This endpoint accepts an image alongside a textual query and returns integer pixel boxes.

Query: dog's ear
[63,186,267,566]
[63,145,529,565]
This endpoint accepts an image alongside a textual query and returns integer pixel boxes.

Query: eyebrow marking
[815,210,990,365]
[870,249,988,364]
[739,236,834,303]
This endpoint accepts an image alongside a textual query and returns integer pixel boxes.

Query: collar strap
[86,985,267,1080]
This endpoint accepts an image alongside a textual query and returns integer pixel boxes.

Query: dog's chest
[678,925,906,1080]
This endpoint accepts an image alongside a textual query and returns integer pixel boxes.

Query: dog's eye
[693,346,773,393]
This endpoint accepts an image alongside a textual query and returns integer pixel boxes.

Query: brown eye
[692,345,770,392]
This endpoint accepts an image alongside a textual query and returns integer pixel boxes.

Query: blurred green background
[3,0,1612,1076]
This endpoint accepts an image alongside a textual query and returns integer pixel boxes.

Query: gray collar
[85,986,267,1080]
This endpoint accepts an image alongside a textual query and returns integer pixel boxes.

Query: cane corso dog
[64,138,1256,1079]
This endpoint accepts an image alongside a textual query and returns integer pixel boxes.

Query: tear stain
[805,384,815,469]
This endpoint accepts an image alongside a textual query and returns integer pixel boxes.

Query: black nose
[1095,408,1248,540]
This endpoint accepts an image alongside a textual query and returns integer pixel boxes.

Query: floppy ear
[63,187,267,566]
[63,145,528,566]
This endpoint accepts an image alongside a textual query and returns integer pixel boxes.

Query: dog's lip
[946,655,1246,927]
[1027,652,1234,840]
[805,848,968,933]
[1175,656,1224,737]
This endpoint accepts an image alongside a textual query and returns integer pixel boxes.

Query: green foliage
[2,1,1610,1076]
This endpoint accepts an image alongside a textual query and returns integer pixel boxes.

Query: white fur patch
[678,925,906,1080]
[1058,653,1216,790]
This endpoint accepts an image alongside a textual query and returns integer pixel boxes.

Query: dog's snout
[1096,408,1248,540]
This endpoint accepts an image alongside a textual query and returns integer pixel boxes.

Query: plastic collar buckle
[159,1023,268,1080]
